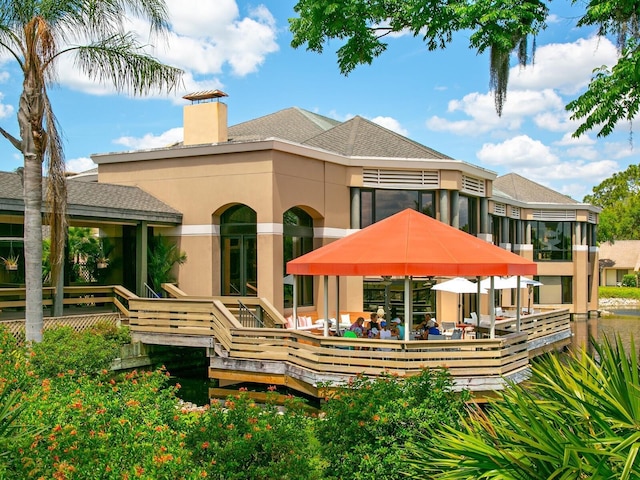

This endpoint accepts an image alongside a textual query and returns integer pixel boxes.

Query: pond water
[572,309,640,356]
[170,310,640,406]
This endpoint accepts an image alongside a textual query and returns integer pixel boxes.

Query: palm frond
[72,32,183,95]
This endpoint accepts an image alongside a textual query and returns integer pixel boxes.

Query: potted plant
[2,254,19,271]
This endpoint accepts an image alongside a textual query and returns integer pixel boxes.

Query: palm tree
[0,0,182,342]
[404,335,640,479]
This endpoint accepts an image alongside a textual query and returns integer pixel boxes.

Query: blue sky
[0,0,634,201]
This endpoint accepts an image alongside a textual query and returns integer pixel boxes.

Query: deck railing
[0,285,136,316]
[124,297,555,385]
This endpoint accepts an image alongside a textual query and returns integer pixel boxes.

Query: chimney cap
[182,90,228,102]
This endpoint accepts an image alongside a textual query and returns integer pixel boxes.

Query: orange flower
[373,414,381,421]
[202,442,210,449]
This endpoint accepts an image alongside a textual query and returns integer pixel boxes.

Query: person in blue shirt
[391,317,405,339]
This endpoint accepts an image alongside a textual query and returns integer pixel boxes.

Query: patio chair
[441,321,456,332]
[450,329,463,340]
[427,334,445,340]
[342,330,358,350]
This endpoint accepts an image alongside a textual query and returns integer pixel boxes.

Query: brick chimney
[182,90,228,146]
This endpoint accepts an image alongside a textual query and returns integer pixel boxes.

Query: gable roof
[303,115,451,159]
[0,171,182,224]
[493,173,578,204]
[598,240,640,271]
[287,208,536,277]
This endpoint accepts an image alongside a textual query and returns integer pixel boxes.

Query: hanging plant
[2,254,19,271]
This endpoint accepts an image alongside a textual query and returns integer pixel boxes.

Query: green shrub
[599,286,640,299]
[184,388,320,479]
[315,369,470,480]
[621,274,637,287]
[405,336,640,479]
[29,325,122,378]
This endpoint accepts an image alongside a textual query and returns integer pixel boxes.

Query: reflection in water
[572,310,640,357]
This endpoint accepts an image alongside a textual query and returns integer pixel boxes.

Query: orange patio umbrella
[287,208,537,339]
[287,209,536,277]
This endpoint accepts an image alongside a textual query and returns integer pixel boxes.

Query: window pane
[361,190,373,228]
[420,192,435,217]
[374,190,419,222]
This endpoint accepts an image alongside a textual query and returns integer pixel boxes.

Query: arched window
[221,205,257,296]
[283,207,313,307]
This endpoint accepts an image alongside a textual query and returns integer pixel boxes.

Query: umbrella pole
[293,275,298,329]
[516,275,521,332]
[490,277,496,339]
[335,276,341,336]
[404,276,411,342]
[323,276,329,337]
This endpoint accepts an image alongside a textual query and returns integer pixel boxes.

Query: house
[598,240,640,286]
[87,91,599,320]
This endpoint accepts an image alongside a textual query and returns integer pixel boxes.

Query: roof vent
[182,91,228,145]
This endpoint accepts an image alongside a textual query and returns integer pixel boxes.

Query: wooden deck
[0,285,572,399]
[129,287,572,398]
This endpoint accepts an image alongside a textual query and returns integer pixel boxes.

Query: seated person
[428,321,442,336]
[369,312,380,332]
[416,313,433,335]
[349,316,365,337]
[378,321,391,340]
[391,317,404,339]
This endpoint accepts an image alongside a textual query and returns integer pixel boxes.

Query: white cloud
[114,127,183,150]
[477,135,558,167]
[509,36,618,95]
[66,157,97,173]
[427,89,564,135]
[370,116,408,136]
[54,1,278,97]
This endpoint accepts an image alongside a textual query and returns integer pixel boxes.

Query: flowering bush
[315,369,470,480]
[184,387,320,479]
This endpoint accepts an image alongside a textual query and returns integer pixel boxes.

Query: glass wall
[534,276,573,304]
[359,189,435,228]
[220,205,257,296]
[283,207,314,307]
[459,195,477,234]
[531,221,573,261]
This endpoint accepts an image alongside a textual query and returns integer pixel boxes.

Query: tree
[404,336,640,479]
[0,0,183,342]
[147,234,187,295]
[583,163,640,242]
[289,0,638,135]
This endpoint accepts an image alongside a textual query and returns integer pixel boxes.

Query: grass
[599,286,640,300]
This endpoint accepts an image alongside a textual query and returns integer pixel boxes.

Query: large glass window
[531,221,572,261]
[534,276,573,304]
[221,205,257,296]
[359,189,435,228]
[459,195,478,234]
[283,207,313,307]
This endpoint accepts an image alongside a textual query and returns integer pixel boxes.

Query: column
[439,190,450,225]
[136,221,148,296]
[450,191,459,228]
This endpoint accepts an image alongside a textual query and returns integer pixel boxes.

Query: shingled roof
[493,173,578,204]
[598,240,640,271]
[0,171,181,224]
[304,116,451,159]
[228,107,451,159]
[228,107,340,144]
